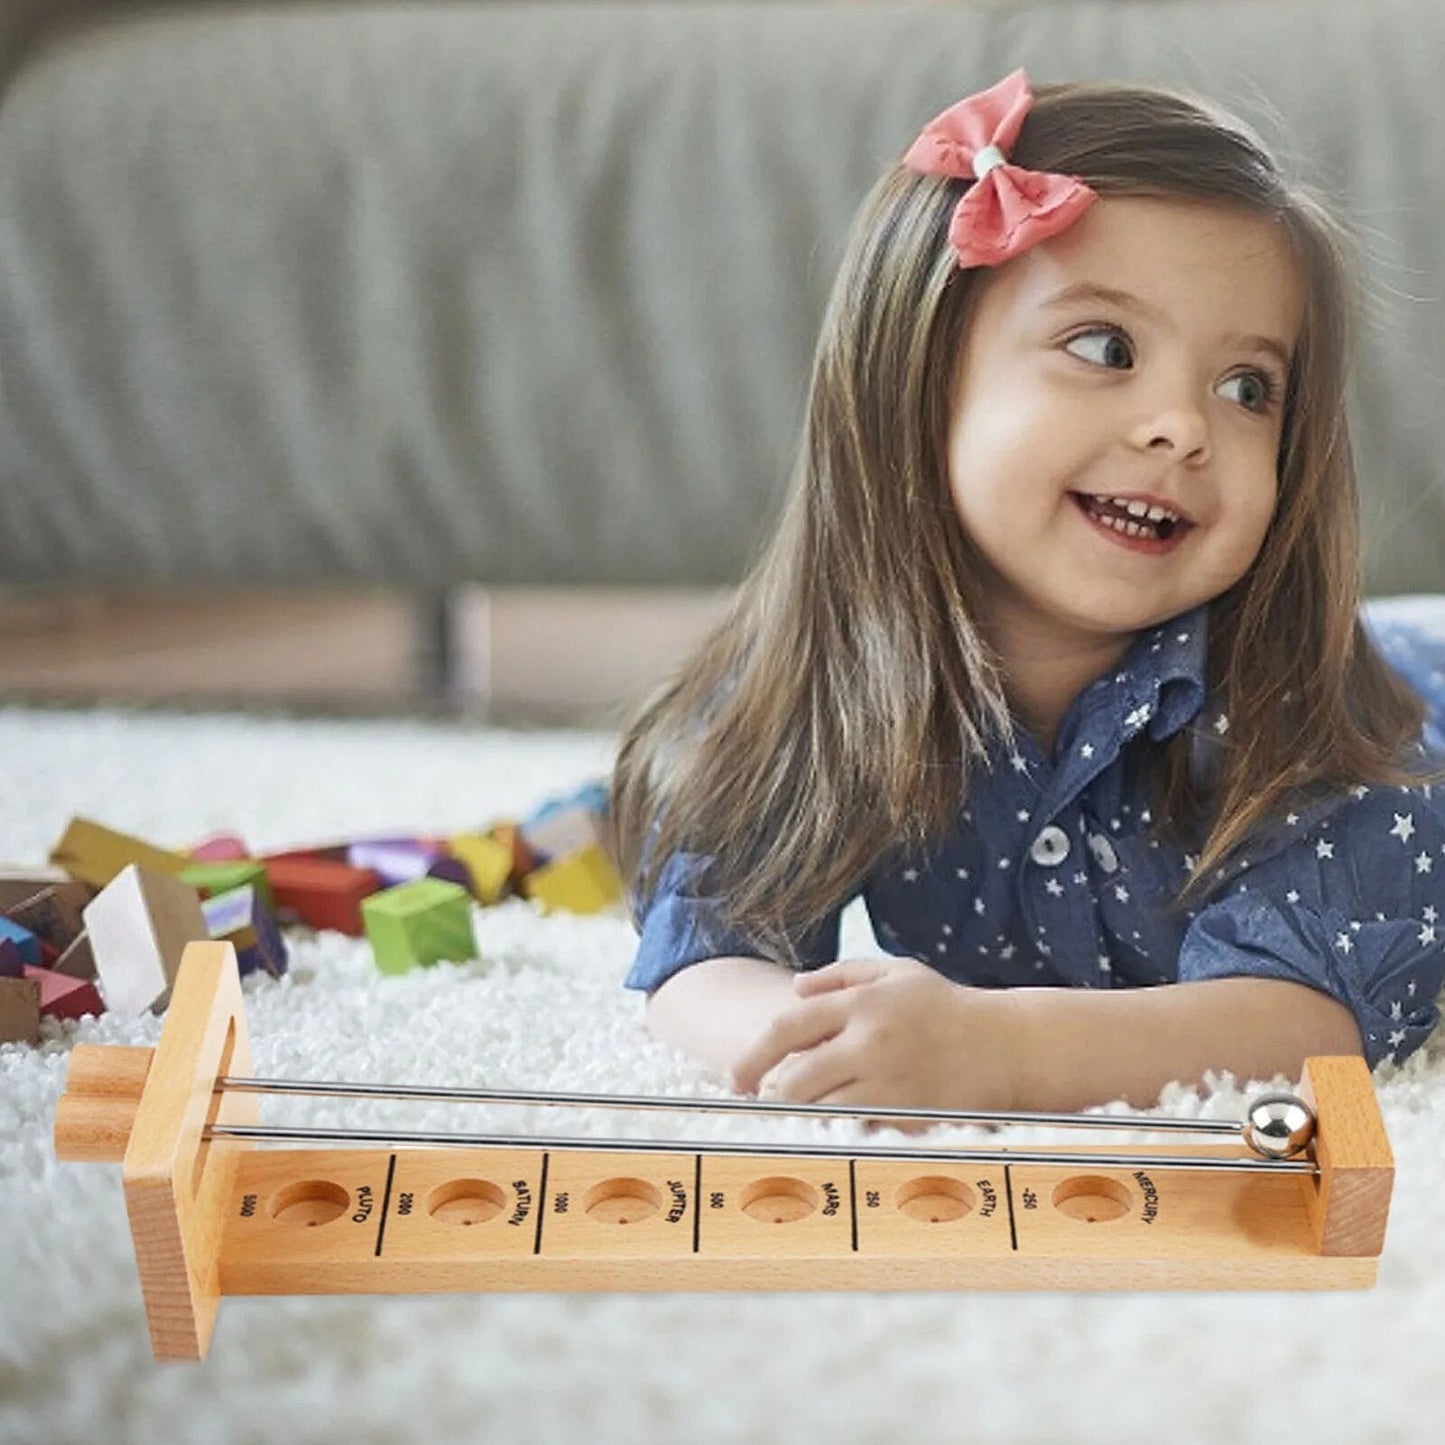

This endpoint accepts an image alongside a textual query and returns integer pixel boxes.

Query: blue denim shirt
[623,599,1445,1071]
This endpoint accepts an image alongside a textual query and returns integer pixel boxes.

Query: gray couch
[2,0,1442,600]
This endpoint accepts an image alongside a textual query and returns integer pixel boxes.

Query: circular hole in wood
[583,1177,662,1225]
[271,1180,350,1227]
[896,1176,974,1223]
[739,1176,818,1224]
[1051,1174,1132,1223]
[429,1179,507,1226]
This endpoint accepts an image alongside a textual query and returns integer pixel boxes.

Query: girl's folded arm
[644,955,801,1079]
[1012,975,1364,1114]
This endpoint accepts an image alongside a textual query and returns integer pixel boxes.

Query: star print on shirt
[624,600,1445,1070]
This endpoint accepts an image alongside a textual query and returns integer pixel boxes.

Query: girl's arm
[644,955,799,1078]
[1013,976,1365,1113]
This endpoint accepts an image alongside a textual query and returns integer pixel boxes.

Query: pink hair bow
[903,69,1097,269]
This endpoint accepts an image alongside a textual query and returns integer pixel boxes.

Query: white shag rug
[2,700,1443,1445]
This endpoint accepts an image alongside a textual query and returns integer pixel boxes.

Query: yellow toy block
[446,832,514,904]
[522,843,624,915]
[50,818,189,891]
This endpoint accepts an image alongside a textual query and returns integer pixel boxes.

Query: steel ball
[1244,1092,1316,1159]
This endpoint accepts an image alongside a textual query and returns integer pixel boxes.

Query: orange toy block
[522,842,624,915]
[264,857,381,936]
[50,818,189,891]
[0,974,41,1044]
[82,865,209,1015]
[489,822,536,889]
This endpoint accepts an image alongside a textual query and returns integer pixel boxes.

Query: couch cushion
[1,0,1441,589]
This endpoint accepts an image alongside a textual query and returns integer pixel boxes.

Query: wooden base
[54,944,1394,1361]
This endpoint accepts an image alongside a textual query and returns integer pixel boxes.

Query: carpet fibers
[1,705,1441,1445]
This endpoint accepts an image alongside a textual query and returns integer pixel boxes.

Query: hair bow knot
[903,69,1097,269]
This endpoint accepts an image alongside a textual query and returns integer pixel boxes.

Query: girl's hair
[608,79,1445,966]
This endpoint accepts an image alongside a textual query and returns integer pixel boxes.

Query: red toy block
[23,965,104,1022]
[263,857,381,936]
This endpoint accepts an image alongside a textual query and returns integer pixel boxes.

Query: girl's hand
[727,956,1023,1127]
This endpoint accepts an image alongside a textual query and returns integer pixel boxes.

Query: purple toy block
[347,838,446,889]
[0,938,24,978]
[203,885,289,979]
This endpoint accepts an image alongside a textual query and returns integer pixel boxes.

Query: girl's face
[946,194,1303,660]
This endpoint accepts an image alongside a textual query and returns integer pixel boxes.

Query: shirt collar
[1115,601,1211,742]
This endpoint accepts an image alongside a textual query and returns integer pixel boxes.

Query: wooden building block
[0,916,40,965]
[346,838,469,893]
[0,939,23,977]
[50,818,189,891]
[522,843,624,915]
[489,821,536,889]
[187,834,251,862]
[1,866,81,913]
[263,857,381,936]
[1298,1055,1394,1257]
[53,930,98,981]
[361,878,477,975]
[446,832,514,904]
[0,974,41,1044]
[521,805,607,866]
[24,965,105,1021]
[4,881,90,952]
[181,860,274,912]
[203,886,288,978]
[82,865,209,1015]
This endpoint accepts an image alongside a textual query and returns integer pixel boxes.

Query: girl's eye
[1063,325,1280,415]
[1063,326,1133,370]
[1218,371,1279,414]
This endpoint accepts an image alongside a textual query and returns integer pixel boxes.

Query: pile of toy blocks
[0,780,621,1045]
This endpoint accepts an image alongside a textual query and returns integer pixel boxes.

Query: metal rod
[214,1074,1246,1139]
[203,1122,1315,1174]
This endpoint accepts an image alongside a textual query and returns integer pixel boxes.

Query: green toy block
[180,859,274,910]
[361,878,477,975]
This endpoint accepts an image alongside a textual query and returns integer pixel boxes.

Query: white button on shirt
[1087,833,1120,874]
[1029,825,1070,867]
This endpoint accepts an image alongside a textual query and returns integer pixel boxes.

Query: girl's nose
[1128,406,1210,462]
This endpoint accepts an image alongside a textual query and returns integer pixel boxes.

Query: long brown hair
[608,80,1445,967]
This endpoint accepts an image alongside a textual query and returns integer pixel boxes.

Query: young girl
[606,70,1445,1118]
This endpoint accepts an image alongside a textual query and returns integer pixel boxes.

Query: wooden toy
[0,866,73,913]
[52,930,97,981]
[361,878,477,974]
[202,885,288,978]
[523,842,623,914]
[263,857,380,936]
[346,838,470,894]
[181,860,274,912]
[521,804,607,865]
[53,943,1394,1362]
[0,915,41,965]
[49,817,189,890]
[81,865,209,1015]
[0,973,41,1044]
[188,834,251,862]
[3,880,90,951]
[445,831,514,904]
[23,965,104,1021]
[0,938,23,977]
